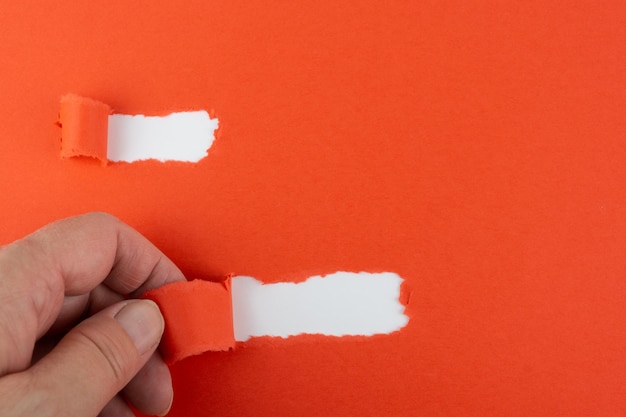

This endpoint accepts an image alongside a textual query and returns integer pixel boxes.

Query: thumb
[17,300,163,417]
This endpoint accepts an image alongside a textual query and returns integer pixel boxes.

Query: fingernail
[115,300,164,356]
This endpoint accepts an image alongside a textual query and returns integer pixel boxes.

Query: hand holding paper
[0,213,182,417]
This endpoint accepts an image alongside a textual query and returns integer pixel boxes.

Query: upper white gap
[107,111,218,162]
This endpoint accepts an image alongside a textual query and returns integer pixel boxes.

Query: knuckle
[71,325,133,386]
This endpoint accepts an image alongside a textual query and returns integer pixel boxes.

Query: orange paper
[142,279,235,364]
[58,94,110,164]
[1,1,626,416]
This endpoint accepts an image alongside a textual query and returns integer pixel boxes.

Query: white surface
[231,271,409,341]
[107,111,219,162]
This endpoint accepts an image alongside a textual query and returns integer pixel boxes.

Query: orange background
[1,1,625,415]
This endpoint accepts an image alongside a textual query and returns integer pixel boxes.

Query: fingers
[45,294,90,335]
[122,352,173,415]
[0,212,185,375]
[32,294,174,415]
[47,283,124,336]
[24,211,185,306]
[0,213,182,415]
[8,299,169,417]
[100,395,136,417]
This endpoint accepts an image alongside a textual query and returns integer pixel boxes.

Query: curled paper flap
[142,278,235,364]
[59,94,110,165]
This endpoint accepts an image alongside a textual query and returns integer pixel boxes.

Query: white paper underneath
[231,271,409,341]
[107,111,219,162]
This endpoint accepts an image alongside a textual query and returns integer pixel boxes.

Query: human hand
[0,213,185,416]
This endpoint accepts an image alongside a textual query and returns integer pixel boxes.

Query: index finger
[0,212,185,375]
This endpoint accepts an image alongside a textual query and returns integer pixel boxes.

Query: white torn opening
[107,111,218,162]
[231,271,408,341]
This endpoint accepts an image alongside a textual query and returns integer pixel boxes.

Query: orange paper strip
[142,278,235,364]
[58,94,110,165]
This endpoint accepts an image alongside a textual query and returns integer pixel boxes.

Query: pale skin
[0,213,186,417]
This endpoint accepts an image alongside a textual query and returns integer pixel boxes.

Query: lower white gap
[231,271,408,342]
[107,111,219,163]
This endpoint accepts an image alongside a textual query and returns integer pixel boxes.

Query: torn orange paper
[142,278,235,364]
[58,94,110,165]
[3,1,626,416]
